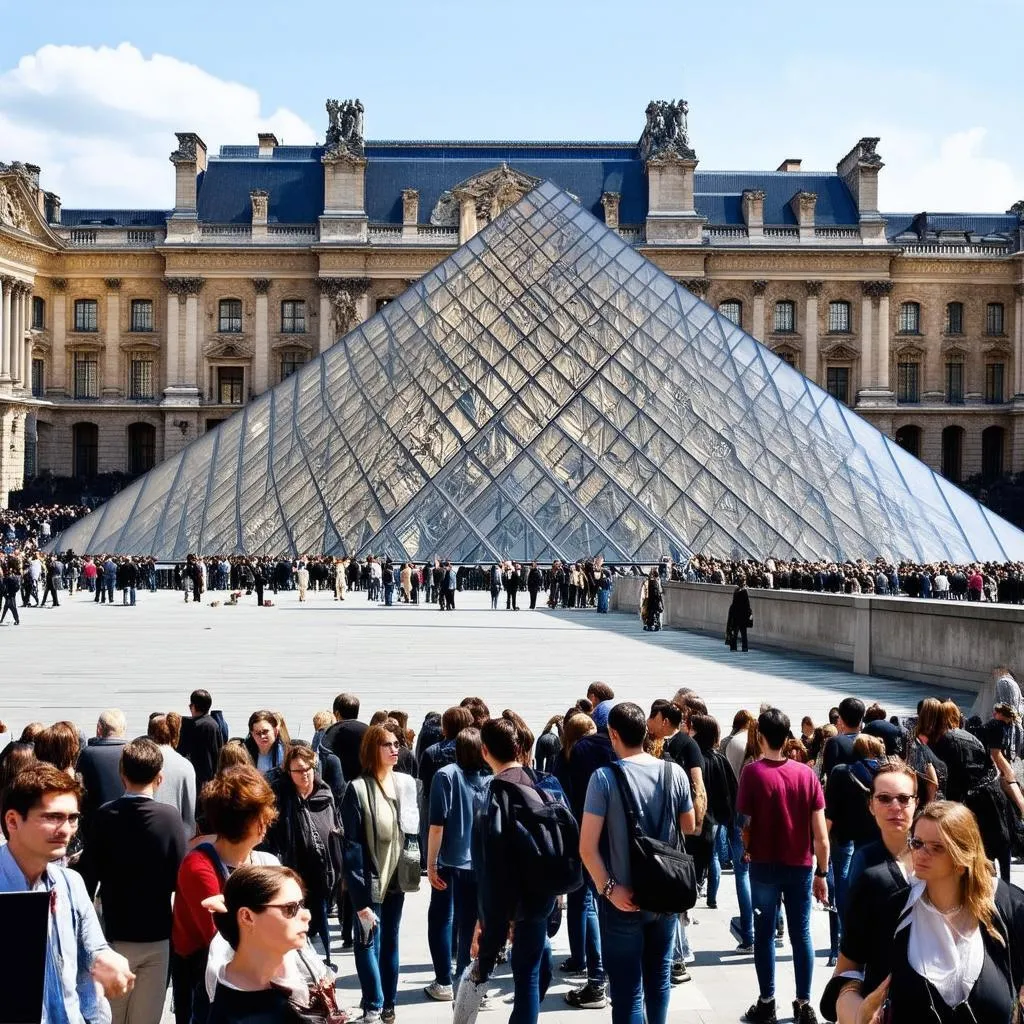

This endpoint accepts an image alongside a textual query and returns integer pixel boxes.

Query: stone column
[51,279,66,395]
[1014,284,1024,396]
[184,289,199,387]
[859,291,874,395]
[317,284,332,356]
[804,281,822,386]
[253,279,270,394]
[164,282,182,390]
[103,278,121,396]
[10,283,22,384]
[0,277,12,382]
[16,285,28,384]
[876,286,892,391]
[751,280,768,342]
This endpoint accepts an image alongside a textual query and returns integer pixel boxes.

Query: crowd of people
[1,665,1023,1024]
[0,503,90,549]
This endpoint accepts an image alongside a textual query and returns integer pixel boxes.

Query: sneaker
[741,999,777,1024]
[735,942,755,954]
[478,996,496,1012]
[559,958,586,976]
[707,899,718,909]
[496,944,509,965]
[353,1013,381,1024]
[423,982,453,1002]
[730,917,753,948]
[826,954,838,968]
[670,962,690,985]
[381,1010,395,1024]
[793,1001,819,1024]
[565,983,607,1009]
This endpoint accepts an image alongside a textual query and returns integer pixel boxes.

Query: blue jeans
[509,912,553,1024]
[383,584,394,606]
[729,822,753,946]
[353,890,404,1012]
[749,863,814,1001]
[427,867,478,986]
[597,590,609,613]
[599,904,675,1024]
[831,839,855,939]
[566,883,605,984]
[707,823,722,904]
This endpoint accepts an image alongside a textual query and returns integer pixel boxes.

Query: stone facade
[0,104,1022,508]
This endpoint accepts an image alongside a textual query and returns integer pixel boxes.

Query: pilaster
[791,192,817,241]
[804,281,821,386]
[751,280,768,342]
[1014,283,1024,396]
[320,156,368,243]
[645,158,705,243]
[50,280,66,396]
[0,277,12,383]
[250,190,269,242]
[857,281,894,406]
[103,278,121,397]
[318,289,332,356]
[253,279,270,394]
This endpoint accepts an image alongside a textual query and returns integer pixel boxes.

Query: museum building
[0,98,1021,507]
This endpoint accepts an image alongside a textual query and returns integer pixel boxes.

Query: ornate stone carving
[323,99,365,162]
[804,280,823,297]
[402,189,419,224]
[203,337,254,359]
[0,181,30,232]
[601,192,621,230]
[252,278,271,295]
[822,342,859,360]
[318,277,370,336]
[250,190,269,222]
[683,278,710,297]
[743,189,766,202]
[862,280,893,298]
[104,278,122,290]
[165,277,204,299]
[170,132,202,164]
[858,138,883,166]
[52,278,67,291]
[639,100,696,163]
[431,164,543,227]
[752,280,769,296]
[1009,200,1024,218]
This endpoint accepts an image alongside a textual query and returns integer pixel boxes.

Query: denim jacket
[0,844,111,1023]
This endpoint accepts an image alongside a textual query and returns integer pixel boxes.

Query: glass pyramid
[53,182,1024,564]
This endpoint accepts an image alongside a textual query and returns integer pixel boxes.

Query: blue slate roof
[60,209,169,227]
[694,171,860,226]
[196,160,324,224]
[883,212,1019,241]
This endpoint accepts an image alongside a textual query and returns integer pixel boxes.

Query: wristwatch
[814,867,828,878]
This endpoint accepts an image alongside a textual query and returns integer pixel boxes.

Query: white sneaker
[423,982,454,1002]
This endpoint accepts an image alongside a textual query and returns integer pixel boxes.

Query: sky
[0,0,1021,212]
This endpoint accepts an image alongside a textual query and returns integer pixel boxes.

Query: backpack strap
[608,761,645,838]
[195,841,230,882]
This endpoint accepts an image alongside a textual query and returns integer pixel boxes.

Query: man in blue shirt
[0,762,134,1023]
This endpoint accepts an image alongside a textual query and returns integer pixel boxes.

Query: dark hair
[247,710,279,734]
[214,865,305,948]
[587,682,615,705]
[147,714,175,746]
[838,697,865,729]
[864,703,887,723]
[649,699,682,729]
[217,740,253,772]
[190,690,213,715]
[0,743,37,795]
[757,707,791,751]
[383,720,408,749]
[455,727,485,773]
[870,756,918,796]
[19,723,45,743]
[34,722,80,772]
[828,706,840,725]
[201,765,277,842]
[359,724,396,776]
[120,738,163,786]
[459,697,490,726]
[607,702,647,747]
[2,763,83,840]
[282,743,316,773]
[480,717,519,764]
[689,714,721,752]
[442,706,474,740]
[388,710,409,733]
[333,693,360,720]
[368,711,390,726]
[731,709,755,733]
[500,710,535,763]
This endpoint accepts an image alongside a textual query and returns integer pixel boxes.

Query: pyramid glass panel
[52,182,1024,564]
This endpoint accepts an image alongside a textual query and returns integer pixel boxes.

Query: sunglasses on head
[872,793,915,806]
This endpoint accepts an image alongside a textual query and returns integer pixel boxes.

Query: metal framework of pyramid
[53,182,1024,564]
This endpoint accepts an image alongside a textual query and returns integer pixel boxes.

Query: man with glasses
[0,761,135,1023]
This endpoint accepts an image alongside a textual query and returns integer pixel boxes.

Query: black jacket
[207,983,304,1024]
[321,719,368,784]
[77,737,127,825]
[265,776,340,899]
[179,714,225,792]
[727,586,752,629]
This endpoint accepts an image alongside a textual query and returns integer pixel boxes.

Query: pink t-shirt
[736,758,824,868]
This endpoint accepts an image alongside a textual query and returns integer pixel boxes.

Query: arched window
[127,422,156,476]
[941,426,964,483]
[827,301,851,333]
[717,300,742,326]
[944,301,963,335]
[772,300,796,333]
[897,301,921,334]
[218,299,243,333]
[982,426,1004,481]
[72,422,98,478]
[895,425,922,459]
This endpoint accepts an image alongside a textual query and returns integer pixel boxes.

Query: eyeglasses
[37,812,81,828]
[872,793,915,806]
[261,900,306,919]
[379,741,401,750]
[908,837,947,855]
[289,766,314,775]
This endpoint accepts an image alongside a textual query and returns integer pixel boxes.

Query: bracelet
[601,877,617,899]
[814,867,828,878]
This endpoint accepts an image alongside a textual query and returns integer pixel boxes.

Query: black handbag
[609,761,697,914]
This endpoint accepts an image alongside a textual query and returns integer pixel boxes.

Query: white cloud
[0,43,316,208]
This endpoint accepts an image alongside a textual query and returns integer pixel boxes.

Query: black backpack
[491,777,583,905]
[610,760,697,914]
[702,748,737,828]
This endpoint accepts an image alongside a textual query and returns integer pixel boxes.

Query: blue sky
[0,0,1021,210]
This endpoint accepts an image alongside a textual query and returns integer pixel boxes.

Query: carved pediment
[0,170,65,248]
[119,337,161,353]
[822,342,859,361]
[431,164,544,227]
[941,341,968,359]
[892,341,924,359]
[204,337,254,359]
[271,336,314,355]
[982,337,1012,355]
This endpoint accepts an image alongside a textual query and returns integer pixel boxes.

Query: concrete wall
[612,579,1024,693]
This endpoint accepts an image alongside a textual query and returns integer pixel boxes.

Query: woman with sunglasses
[206,864,315,1022]
[341,723,420,1023]
[845,801,1024,1024]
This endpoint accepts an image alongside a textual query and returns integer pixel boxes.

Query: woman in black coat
[726,578,752,652]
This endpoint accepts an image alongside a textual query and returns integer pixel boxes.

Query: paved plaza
[2,585,996,1023]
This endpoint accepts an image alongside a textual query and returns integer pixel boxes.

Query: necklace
[923,894,962,917]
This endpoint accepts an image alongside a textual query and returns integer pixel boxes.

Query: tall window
[941,426,963,483]
[945,361,964,404]
[74,299,98,332]
[217,366,244,404]
[130,299,153,332]
[72,423,98,478]
[986,303,1005,336]
[982,426,1004,481]
[827,301,851,333]
[280,349,306,381]
[895,425,922,459]
[773,300,795,333]
[718,300,742,326]
[896,360,920,404]
[218,299,243,333]
[129,352,154,399]
[127,423,156,475]
[826,366,850,405]
[985,363,1005,404]
[73,352,99,398]
[31,358,44,398]
[31,296,45,330]
[280,300,306,333]
[944,301,964,335]
[897,301,921,334]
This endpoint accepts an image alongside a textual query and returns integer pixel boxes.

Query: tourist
[245,710,287,773]
[76,709,129,830]
[418,707,473,820]
[75,738,187,1024]
[534,714,562,774]
[170,765,279,1024]
[1,566,21,624]
[821,697,865,777]
[527,561,543,609]
[321,692,368,784]
[579,701,695,1022]
[0,741,36,793]
[640,568,663,631]
[691,714,736,913]
[726,577,752,652]
[340,722,419,1023]
[179,689,225,792]
[33,719,81,777]
[149,712,198,841]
